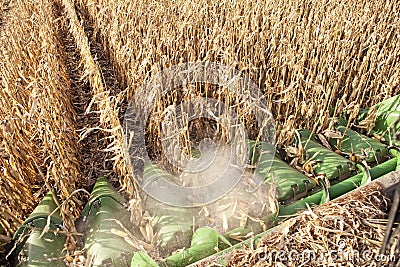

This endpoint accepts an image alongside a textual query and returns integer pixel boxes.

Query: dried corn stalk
[225,183,390,266]
[0,0,82,235]
[78,0,400,149]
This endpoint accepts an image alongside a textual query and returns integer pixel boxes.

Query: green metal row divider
[132,95,400,266]
[279,155,398,216]
[186,154,400,267]
[81,176,137,266]
[12,192,65,267]
[11,150,400,267]
[9,95,400,267]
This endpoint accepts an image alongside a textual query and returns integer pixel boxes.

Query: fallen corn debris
[223,183,393,266]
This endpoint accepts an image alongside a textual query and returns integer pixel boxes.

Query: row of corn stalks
[60,0,144,222]
[1,0,400,250]
[0,0,82,236]
[78,0,400,204]
[80,0,400,138]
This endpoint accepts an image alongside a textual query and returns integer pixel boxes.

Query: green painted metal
[144,140,314,204]
[14,191,62,236]
[184,221,284,267]
[142,163,178,189]
[375,111,400,133]
[82,175,126,215]
[373,111,400,145]
[279,156,398,216]
[358,95,400,121]
[329,125,389,164]
[131,251,159,267]
[83,176,136,266]
[11,94,400,267]
[13,192,65,267]
[254,141,317,203]
[143,158,279,266]
[297,130,356,181]
[375,95,400,112]
[128,108,400,266]
[142,164,197,256]
[358,95,400,144]
[165,227,231,267]
[129,227,234,267]
[149,207,194,255]
[187,155,400,267]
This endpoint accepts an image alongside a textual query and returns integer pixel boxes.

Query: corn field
[0,0,399,265]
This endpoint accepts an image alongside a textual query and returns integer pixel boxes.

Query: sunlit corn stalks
[60,0,143,223]
[78,0,399,198]
[82,0,400,142]
[0,0,82,234]
[1,0,399,248]
[76,2,400,253]
[144,82,262,173]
